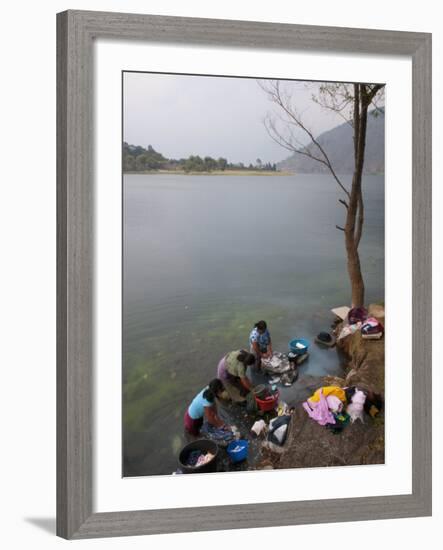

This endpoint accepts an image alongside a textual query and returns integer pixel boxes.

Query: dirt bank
[263,304,385,470]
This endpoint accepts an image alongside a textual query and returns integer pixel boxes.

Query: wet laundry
[196,452,215,467]
[184,449,216,468]
[280,370,298,387]
[261,352,291,374]
[200,422,236,445]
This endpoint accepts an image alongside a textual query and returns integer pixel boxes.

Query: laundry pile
[261,352,291,373]
[200,422,239,446]
[337,307,384,341]
[185,450,216,468]
[261,352,300,387]
[303,385,383,433]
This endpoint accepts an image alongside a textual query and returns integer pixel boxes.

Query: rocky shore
[261,304,385,470]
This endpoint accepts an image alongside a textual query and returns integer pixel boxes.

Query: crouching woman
[217,349,255,402]
[184,378,226,437]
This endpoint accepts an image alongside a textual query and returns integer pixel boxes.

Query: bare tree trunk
[345,233,365,307]
[344,84,369,307]
[260,80,384,307]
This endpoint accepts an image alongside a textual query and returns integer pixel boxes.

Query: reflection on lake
[123,174,384,476]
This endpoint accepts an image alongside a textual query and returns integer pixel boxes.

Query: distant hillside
[277,109,384,174]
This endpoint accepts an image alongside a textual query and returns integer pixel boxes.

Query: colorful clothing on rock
[326,395,344,413]
[309,386,346,404]
[249,327,271,353]
[303,389,336,426]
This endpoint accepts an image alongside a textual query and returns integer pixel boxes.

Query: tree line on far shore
[123,142,278,173]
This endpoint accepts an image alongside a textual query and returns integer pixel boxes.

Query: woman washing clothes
[184,378,226,437]
[217,349,255,402]
[249,320,273,370]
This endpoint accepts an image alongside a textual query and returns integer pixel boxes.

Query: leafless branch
[311,82,355,128]
[259,80,351,199]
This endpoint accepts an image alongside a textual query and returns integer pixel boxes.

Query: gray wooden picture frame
[57,9,432,540]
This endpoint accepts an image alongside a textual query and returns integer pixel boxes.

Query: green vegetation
[123,304,288,435]
[123,142,278,174]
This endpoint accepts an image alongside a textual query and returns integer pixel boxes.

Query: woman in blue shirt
[184,378,226,436]
[249,320,273,369]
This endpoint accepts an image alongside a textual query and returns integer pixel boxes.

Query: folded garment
[303,389,335,426]
[361,317,384,336]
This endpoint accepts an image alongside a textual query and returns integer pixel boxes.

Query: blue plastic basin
[288,338,310,355]
[227,439,249,463]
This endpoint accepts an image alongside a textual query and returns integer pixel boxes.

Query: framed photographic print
[57,10,432,539]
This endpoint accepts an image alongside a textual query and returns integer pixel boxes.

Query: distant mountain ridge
[277,109,384,174]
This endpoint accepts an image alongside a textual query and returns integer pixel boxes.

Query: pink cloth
[326,395,343,413]
[303,389,335,426]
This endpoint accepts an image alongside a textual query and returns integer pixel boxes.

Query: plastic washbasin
[227,439,249,463]
[288,337,310,355]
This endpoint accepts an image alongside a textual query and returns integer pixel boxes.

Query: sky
[123,72,356,166]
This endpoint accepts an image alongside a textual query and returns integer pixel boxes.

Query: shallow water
[123,173,384,476]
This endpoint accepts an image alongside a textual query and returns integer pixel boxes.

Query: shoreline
[123,169,294,176]
[265,303,385,471]
[123,170,384,177]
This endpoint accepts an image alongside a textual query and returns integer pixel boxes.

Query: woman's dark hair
[237,349,256,367]
[254,320,267,332]
[203,378,224,402]
[208,378,224,396]
[202,388,215,402]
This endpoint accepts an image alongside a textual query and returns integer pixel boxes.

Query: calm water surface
[123,174,384,476]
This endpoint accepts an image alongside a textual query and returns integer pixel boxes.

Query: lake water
[123,173,385,476]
